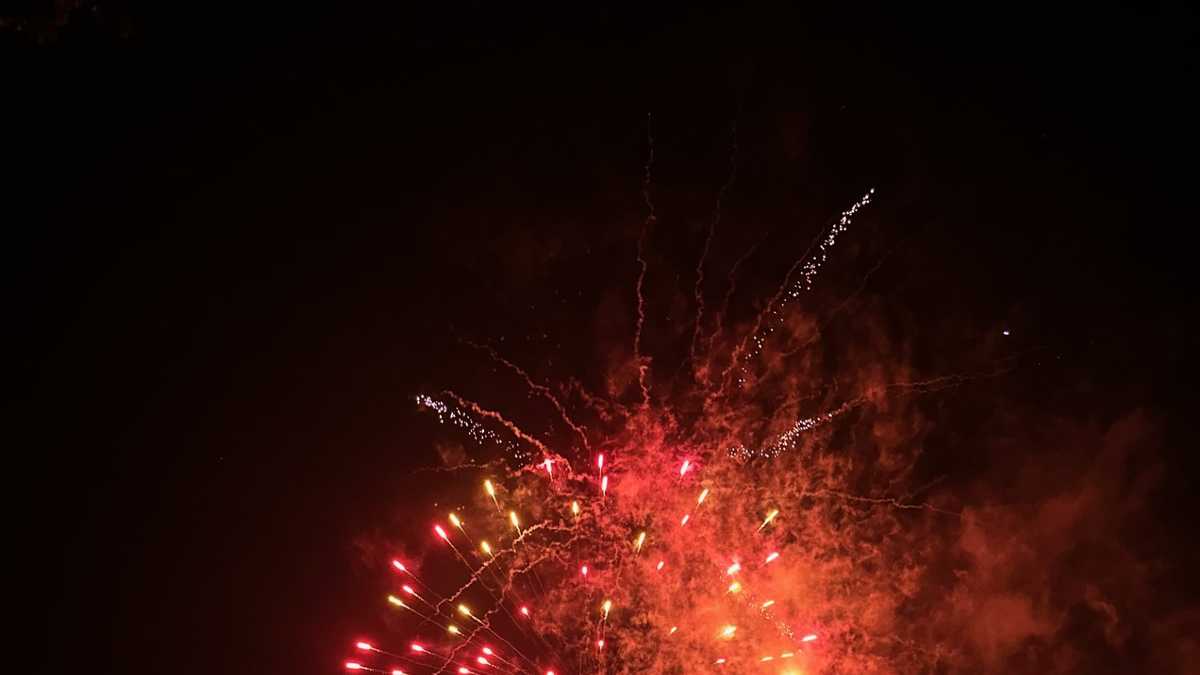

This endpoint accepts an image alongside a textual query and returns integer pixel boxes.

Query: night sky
[12,3,1200,674]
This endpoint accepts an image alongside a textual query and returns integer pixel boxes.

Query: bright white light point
[411,643,425,652]
[726,562,741,575]
[571,500,580,515]
[721,625,737,638]
[680,514,690,526]
[458,604,471,616]
[596,454,604,470]
[449,513,462,528]
[714,658,726,664]
[447,624,460,635]
[355,641,373,651]
[402,585,414,595]
[761,656,774,662]
[520,606,530,616]
[597,639,605,648]
[345,663,362,671]
[484,479,495,496]
[509,511,519,528]
[601,475,608,495]
[458,669,469,674]
[697,488,709,505]
[761,600,775,608]
[392,670,407,675]
[668,626,677,634]
[434,525,448,540]
[482,647,493,655]
[802,634,818,642]
[635,531,646,551]
[480,541,491,555]
[679,460,690,476]
[765,551,780,564]
[1002,329,1010,336]
[581,565,588,576]
[656,560,665,571]
[728,581,741,593]
[392,560,406,572]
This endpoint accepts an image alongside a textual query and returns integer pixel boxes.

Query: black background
[10,2,1199,674]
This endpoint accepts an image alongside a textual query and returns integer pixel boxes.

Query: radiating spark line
[632,112,655,408]
[719,189,875,394]
[462,340,591,452]
[689,121,737,370]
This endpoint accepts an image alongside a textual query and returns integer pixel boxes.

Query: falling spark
[757,509,780,531]
[721,625,737,638]
[480,540,492,556]
[483,480,500,510]
[697,488,710,505]
[435,525,449,541]
[680,513,690,526]
[602,599,612,620]
[600,475,608,497]
[765,551,780,564]
[656,560,665,571]
[679,460,691,477]
[596,454,604,471]
[726,562,741,575]
[634,531,646,552]
[761,600,775,608]
[801,634,818,642]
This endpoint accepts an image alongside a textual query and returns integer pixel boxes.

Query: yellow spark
[761,600,775,609]
[509,510,520,533]
[457,604,472,617]
[571,500,580,516]
[697,488,710,505]
[449,513,463,529]
[601,599,612,620]
[728,581,742,593]
[720,625,737,638]
[668,626,677,635]
[634,531,646,552]
[447,624,460,635]
[484,479,495,496]
[387,594,405,607]
[480,540,492,556]
[758,508,780,531]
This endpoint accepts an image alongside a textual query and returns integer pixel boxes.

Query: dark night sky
[11,2,1200,674]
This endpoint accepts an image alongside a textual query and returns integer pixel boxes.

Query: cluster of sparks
[344,167,968,674]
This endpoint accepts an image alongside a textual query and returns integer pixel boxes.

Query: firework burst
[344,133,977,674]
